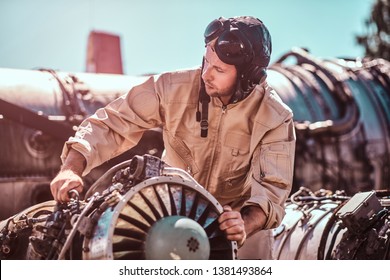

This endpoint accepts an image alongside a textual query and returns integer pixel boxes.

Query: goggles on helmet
[204,17,253,66]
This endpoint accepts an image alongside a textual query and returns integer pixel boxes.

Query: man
[50,16,296,259]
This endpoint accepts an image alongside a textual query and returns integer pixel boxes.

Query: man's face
[201,42,237,105]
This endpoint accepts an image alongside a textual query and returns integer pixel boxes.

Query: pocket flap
[224,132,250,155]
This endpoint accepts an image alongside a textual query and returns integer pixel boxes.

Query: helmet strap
[197,60,210,138]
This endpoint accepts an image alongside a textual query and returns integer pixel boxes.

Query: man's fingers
[218,206,246,246]
[57,182,82,203]
[219,207,243,226]
[224,224,244,236]
[50,170,84,203]
[223,205,232,212]
[219,213,243,230]
[217,205,247,246]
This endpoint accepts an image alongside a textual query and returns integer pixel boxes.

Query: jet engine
[0,155,237,260]
[273,187,390,260]
[268,48,390,194]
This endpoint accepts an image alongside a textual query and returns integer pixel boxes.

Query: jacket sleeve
[61,75,164,175]
[242,114,296,230]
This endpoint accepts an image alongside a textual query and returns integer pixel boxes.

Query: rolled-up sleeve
[242,116,296,229]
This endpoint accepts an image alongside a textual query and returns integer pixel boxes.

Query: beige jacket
[62,67,296,230]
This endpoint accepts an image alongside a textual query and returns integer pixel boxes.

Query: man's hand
[218,205,267,247]
[50,149,86,203]
[218,205,247,247]
[50,169,84,202]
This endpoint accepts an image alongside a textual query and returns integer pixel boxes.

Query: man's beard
[205,82,237,101]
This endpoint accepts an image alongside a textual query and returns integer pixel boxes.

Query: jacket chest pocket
[223,132,251,170]
[215,132,251,201]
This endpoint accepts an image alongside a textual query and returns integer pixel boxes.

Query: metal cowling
[273,187,390,260]
[268,48,390,194]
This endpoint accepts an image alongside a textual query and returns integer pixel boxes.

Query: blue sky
[0,0,374,75]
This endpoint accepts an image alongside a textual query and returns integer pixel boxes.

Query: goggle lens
[215,31,250,66]
[218,32,244,56]
[204,19,224,44]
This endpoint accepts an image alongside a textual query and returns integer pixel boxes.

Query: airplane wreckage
[0,48,389,260]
